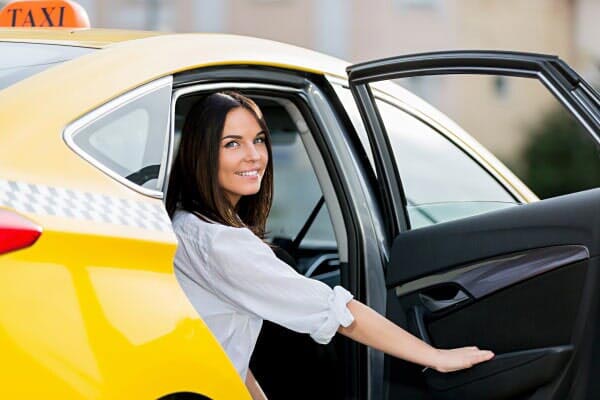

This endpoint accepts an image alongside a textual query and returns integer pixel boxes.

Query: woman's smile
[235,169,261,178]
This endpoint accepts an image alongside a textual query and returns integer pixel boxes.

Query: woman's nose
[244,143,261,161]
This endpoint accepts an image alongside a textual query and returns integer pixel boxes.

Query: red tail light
[0,209,42,255]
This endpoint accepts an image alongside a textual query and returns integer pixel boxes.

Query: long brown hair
[166,91,273,238]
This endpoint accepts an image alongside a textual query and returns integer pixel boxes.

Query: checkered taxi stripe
[0,179,172,232]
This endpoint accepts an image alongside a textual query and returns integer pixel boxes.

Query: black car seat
[249,246,344,399]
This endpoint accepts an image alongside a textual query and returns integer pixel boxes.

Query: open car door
[347,52,600,399]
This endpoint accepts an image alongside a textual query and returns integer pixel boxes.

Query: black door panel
[425,345,573,400]
[385,191,599,399]
[395,245,588,301]
[387,188,600,288]
[388,257,596,399]
[427,260,587,353]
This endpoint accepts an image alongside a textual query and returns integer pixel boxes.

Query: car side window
[257,98,337,248]
[375,99,517,229]
[334,85,518,229]
[67,77,172,194]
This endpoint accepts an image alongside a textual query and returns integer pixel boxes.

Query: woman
[166,92,494,399]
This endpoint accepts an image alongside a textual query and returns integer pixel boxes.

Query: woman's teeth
[237,170,259,176]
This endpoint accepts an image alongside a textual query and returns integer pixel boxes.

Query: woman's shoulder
[172,211,263,266]
[172,210,249,239]
[172,209,216,238]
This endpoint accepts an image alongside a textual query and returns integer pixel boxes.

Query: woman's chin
[236,185,262,197]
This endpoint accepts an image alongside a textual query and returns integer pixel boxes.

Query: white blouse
[171,210,355,379]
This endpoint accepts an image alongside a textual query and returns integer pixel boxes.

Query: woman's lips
[235,169,260,178]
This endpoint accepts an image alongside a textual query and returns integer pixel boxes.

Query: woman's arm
[338,300,494,372]
[245,369,268,400]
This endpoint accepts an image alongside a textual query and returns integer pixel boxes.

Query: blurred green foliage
[523,107,600,199]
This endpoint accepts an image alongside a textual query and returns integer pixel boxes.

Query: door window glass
[389,75,600,200]
[376,99,517,229]
[70,80,172,192]
[355,73,599,230]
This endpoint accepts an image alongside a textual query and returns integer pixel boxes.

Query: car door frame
[346,51,600,399]
[347,50,600,237]
[168,66,392,400]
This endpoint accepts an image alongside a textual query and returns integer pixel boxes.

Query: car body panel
[0,226,249,398]
[0,34,347,184]
[0,29,255,399]
[0,206,251,398]
[1,24,597,399]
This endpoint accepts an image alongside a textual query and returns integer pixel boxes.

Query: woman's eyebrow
[221,131,265,140]
[221,134,242,140]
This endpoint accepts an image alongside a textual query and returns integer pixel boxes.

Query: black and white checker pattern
[0,179,172,232]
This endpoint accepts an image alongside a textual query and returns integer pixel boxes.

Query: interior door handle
[419,288,470,312]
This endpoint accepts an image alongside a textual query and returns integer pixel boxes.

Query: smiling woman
[165,91,494,400]
[167,92,274,237]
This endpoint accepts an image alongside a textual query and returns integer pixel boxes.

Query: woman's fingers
[476,350,495,363]
[435,347,495,372]
[467,348,495,366]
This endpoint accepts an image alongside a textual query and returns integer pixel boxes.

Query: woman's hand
[432,346,495,373]
[338,300,495,373]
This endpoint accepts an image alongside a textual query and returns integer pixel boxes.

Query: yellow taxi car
[1,1,599,399]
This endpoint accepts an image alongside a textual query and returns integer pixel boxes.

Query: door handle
[418,288,470,312]
[408,288,471,345]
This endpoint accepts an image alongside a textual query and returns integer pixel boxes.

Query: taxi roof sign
[0,0,90,28]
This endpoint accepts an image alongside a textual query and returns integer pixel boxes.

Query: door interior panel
[425,346,573,400]
[427,260,586,353]
[387,189,600,287]
[388,258,597,399]
[385,189,600,399]
[395,245,588,301]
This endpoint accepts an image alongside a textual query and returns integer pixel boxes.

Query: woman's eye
[255,136,266,144]
[224,141,239,148]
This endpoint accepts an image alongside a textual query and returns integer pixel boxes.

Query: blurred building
[2,0,598,166]
[73,0,597,75]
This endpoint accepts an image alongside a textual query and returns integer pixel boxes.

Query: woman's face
[218,107,268,206]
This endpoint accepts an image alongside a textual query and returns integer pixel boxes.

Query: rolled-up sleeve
[205,226,355,344]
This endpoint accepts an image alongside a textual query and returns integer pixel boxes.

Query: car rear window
[0,42,94,90]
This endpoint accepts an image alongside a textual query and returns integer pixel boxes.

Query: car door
[347,52,600,399]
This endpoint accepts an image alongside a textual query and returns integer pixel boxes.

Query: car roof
[0,27,164,47]
[0,28,350,77]
[0,28,537,208]
[0,29,352,213]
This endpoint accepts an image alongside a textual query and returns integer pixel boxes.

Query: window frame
[347,53,600,237]
[63,75,173,199]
